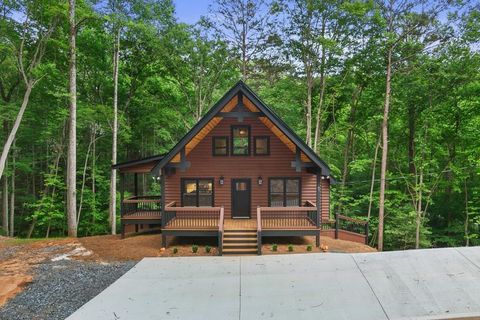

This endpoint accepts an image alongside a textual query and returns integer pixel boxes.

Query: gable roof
[112,154,165,172]
[151,81,334,180]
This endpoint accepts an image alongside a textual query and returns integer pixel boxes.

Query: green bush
[288,244,294,252]
[205,245,211,253]
[272,244,278,252]
[173,247,178,254]
[0,227,7,236]
[192,245,198,253]
[306,245,313,252]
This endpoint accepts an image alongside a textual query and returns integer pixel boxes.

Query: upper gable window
[231,125,250,156]
[213,136,228,156]
[254,136,270,155]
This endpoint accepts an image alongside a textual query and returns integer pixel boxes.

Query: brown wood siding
[321,178,330,220]
[164,117,321,218]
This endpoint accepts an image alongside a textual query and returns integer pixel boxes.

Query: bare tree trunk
[77,129,94,225]
[464,178,469,247]
[67,0,78,237]
[415,168,423,249]
[367,140,381,222]
[314,20,327,153]
[2,173,7,234]
[305,66,313,147]
[9,142,15,237]
[378,47,393,252]
[109,28,120,235]
[0,83,33,181]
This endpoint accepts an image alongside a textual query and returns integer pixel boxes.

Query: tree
[210,0,276,81]
[67,0,78,237]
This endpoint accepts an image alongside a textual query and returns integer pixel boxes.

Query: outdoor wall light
[219,176,225,185]
[258,176,263,185]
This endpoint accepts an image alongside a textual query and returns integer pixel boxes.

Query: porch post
[120,172,126,239]
[160,168,167,248]
[316,173,321,247]
[134,173,138,196]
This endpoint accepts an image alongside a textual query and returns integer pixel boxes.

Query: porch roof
[112,154,165,173]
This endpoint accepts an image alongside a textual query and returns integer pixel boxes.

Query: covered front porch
[113,156,370,255]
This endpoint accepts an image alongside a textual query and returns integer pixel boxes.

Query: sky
[173,0,211,24]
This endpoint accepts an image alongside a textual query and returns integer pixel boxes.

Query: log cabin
[113,81,369,255]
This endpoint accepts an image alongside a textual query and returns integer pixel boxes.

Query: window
[254,136,270,155]
[269,178,301,207]
[182,178,214,207]
[213,136,228,156]
[231,125,250,155]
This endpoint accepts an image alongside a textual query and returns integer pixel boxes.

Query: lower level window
[182,178,213,207]
[269,178,300,207]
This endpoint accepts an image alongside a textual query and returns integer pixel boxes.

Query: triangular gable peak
[152,81,333,179]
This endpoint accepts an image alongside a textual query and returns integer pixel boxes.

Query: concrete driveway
[67,247,480,320]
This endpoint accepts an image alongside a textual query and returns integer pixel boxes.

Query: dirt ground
[0,232,375,308]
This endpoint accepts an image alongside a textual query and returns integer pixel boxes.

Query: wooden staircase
[222,230,258,255]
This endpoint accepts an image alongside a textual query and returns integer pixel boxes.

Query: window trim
[268,177,302,207]
[212,136,229,156]
[231,125,251,156]
[181,178,215,207]
[254,136,270,156]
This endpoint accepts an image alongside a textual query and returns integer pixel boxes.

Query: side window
[269,178,301,207]
[213,136,228,156]
[254,136,270,155]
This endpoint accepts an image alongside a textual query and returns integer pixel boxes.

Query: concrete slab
[240,253,388,320]
[353,248,480,320]
[67,246,480,320]
[67,257,241,320]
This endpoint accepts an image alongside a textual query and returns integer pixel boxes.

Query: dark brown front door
[232,178,251,218]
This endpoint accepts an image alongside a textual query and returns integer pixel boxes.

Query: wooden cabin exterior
[113,81,369,255]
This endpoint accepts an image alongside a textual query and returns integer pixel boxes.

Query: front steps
[222,230,258,255]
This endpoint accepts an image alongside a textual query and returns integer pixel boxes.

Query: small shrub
[0,227,6,237]
[192,245,198,253]
[205,245,211,253]
[272,244,278,252]
[173,247,178,254]
[288,244,294,252]
[306,245,313,252]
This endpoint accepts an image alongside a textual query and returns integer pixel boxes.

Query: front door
[231,178,251,218]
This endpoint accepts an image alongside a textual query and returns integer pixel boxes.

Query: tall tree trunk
[314,20,327,153]
[415,168,423,249]
[378,47,393,252]
[109,28,120,235]
[407,103,415,174]
[9,142,15,237]
[2,173,7,234]
[464,178,469,247]
[67,0,78,237]
[0,82,33,181]
[305,66,313,147]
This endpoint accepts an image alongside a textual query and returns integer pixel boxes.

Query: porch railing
[257,201,319,229]
[162,202,224,229]
[121,195,162,218]
[321,213,369,245]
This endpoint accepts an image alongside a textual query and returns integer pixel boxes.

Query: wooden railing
[258,202,318,229]
[163,202,224,230]
[321,213,369,245]
[121,195,162,218]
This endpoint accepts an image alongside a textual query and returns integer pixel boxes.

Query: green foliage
[192,245,198,253]
[306,245,313,252]
[271,244,278,252]
[288,244,293,252]
[205,245,211,253]
[173,247,178,254]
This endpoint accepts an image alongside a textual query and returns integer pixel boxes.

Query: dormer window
[231,125,250,155]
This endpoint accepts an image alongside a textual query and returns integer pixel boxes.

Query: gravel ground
[0,259,137,320]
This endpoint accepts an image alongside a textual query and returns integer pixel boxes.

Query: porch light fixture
[257,176,263,185]
[219,176,225,185]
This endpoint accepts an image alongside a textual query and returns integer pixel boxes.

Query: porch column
[134,173,138,196]
[316,173,321,247]
[120,172,126,238]
[160,168,167,248]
